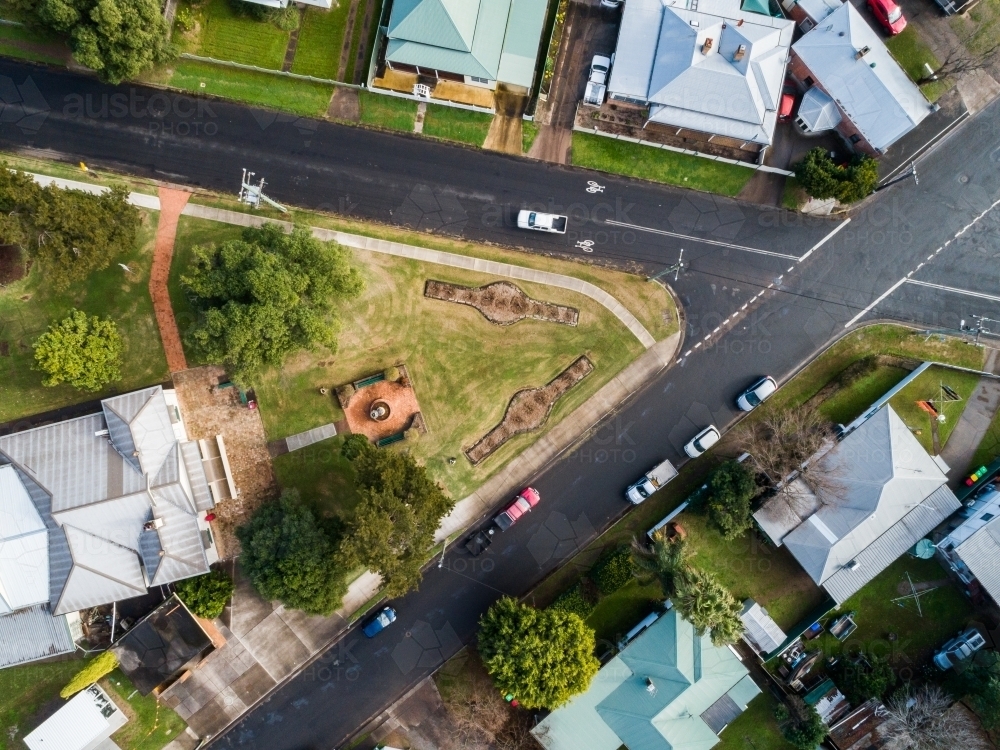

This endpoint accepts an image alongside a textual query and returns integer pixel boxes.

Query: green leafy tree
[478,597,599,709]
[838,655,896,703]
[548,582,594,618]
[174,570,235,620]
[779,696,827,750]
[337,449,454,597]
[958,651,1000,729]
[33,0,171,83]
[631,530,688,596]
[340,433,374,462]
[33,309,123,391]
[237,490,347,615]
[60,651,118,698]
[182,224,363,384]
[793,148,879,204]
[673,566,744,646]
[705,460,759,540]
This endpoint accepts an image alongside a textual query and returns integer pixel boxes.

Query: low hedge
[549,582,594,618]
[592,546,634,595]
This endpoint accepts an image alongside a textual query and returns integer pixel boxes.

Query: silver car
[737,376,777,412]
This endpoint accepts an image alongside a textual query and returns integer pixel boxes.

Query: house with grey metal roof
[0,386,232,670]
[374,0,549,100]
[739,599,787,657]
[24,683,128,750]
[937,486,1000,606]
[788,1,933,154]
[532,606,761,750]
[606,0,794,146]
[754,405,960,605]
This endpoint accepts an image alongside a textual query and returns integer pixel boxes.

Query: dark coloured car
[361,606,397,637]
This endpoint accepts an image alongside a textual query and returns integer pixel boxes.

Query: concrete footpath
[940,348,1000,485]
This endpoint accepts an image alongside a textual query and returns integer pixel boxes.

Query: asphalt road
[3,59,1000,749]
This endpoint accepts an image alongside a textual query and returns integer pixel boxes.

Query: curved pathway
[150,187,191,373]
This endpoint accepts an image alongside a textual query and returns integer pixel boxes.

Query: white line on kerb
[603,220,801,259]
[905,279,1000,304]
[799,219,851,262]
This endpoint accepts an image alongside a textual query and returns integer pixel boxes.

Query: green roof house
[382,0,549,90]
[532,607,761,750]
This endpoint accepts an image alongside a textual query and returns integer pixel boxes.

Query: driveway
[529,0,620,163]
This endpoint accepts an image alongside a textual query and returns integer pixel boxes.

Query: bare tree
[444,665,512,749]
[881,685,993,750]
[918,43,1000,84]
[735,405,838,495]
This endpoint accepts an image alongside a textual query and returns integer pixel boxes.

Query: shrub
[175,6,195,32]
[174,569,235,619]
[838,655,896,703]
[341,433,373,461]
[793,147,878,204]
[780,697,827,750]
[705,460,759,540]
[592,546,634,595]
[384,366,400,382]
[404,427,421,442]
[60,652,118,698]
[33,309,123,392]
[549,582,594,618]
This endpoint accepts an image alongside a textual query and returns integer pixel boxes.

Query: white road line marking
[787,265,795,272]
[905,279,1000,304]
[799,219,850,261]
[694,342,702,349]
[704,334,712,340]
[602,219,801,259]
[712,327,720,333]
[741,304,748,310]
[684,350,692,357]
[767,283,774,289]
[927,254,934,260]
[845,278,908,328]
[723,318,731,324]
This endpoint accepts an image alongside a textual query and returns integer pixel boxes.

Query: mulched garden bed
[424,280,578,326]
[465,355,593,465]
[0,245,26,285]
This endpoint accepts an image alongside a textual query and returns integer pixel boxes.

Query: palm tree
[673,566,744,647]
[631,530,688,596]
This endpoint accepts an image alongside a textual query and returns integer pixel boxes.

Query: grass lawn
[951,0,1000,56]
[343,0,377,84]
[102,670,187,750]
[271,435,362,522]
[422,104,492,146]
[358,90,417,131]
[166,60,333,117]
[522,120,540,154]
[968,404,1000,474]
[173,0,291,69]
[884,27,950,102]
[290,5,350,80]
[0,20,67,65]
[888,366,982,454]
[0,657,82,749]
[817,365,909,425]
[781,175,806,211]
[167,215,674,502]
[585,579,664,646]
[572,132,754,196]
[716,691,795,750]
[0,210,168,424]
[813,555,973,667]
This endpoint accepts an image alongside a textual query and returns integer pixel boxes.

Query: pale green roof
[532,608,758,750]
[385,0,547,87]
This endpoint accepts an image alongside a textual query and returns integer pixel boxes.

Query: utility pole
[876,162,918,192]
[647,249,685,283]
[961,315,999,346]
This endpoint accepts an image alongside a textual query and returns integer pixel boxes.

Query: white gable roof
[25,684,127,750]
[792,2,930,150]
[609,0,793,144]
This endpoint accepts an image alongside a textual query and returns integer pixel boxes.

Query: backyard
[0,208,168,424]
[166,215,677,510]
[172,0,293,69]
[888,366,983,453]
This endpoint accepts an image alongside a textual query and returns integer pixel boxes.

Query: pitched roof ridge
[70,560,147,593]
[63,523,141,557]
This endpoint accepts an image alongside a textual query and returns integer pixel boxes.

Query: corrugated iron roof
[0,604,75,668]
[24,683,127,750]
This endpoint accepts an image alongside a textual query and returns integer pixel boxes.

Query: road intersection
[2,58,1000,749]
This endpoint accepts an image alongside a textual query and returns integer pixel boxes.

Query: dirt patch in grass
[0,245,25,284]
[465,355,593,465]
[424,280,578,327]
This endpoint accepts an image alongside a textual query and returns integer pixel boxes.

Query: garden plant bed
[465,355,593,465]
[424,280,578,326]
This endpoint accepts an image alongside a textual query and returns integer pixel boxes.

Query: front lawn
[885,27,950,102]
[358,90,417,131]
[0,658,82,749]
[102,670,187,750]
[888,366,982,454]
[173,0,291,69]
[168,216,672,501]
[571,132,754,196]
[522,120,540,154]
[0,209,168,424]
[167,60,334,117]
[290,5,351,80]
[423,104,493,146]
[817,365,909,425]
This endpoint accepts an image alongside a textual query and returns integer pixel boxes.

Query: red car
[494,488,540,531]
[778,92,796,122]
[867,0,906,35]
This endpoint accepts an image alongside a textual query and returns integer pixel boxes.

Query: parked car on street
[933,627,986,669]
[626,458,678,504]
[867,0,907,35]
[517,210,567,234]
[737,376,778,411]
[494,487,541,531]
[362,606,397,637]
[684,426,720,458]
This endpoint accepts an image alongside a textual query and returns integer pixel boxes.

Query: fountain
[369,399,391,422]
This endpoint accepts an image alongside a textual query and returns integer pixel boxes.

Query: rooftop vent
[689,18,700,26]
[646,677,657,694]
[702,37,714,54]
[846,559,861,571]
[95,429,109,438]
[737,17,744,25]
[144,517,165,531]
[734,44,747,61]
[855,46,871,60]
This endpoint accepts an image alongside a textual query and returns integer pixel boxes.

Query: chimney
[855,46,871,60]
[737,17,744,26]
[702,37,714,54]
[734,44,747,61]
[646,677,657,694]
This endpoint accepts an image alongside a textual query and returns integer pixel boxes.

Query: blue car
[362,606,397,638]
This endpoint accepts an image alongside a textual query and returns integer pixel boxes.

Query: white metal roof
[952,490,1000,606]
[609,0,793,145]
[739,599,786,654]
[791,2,930,150]
[796,85,842,131]
[24,684,127,750]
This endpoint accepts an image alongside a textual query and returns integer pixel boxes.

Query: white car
[684,426,720,458]
[517,210,567,234]
[589,55,612,86]
[737,376,778,412]
[933,628,986,670]
[584,80,606,106]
